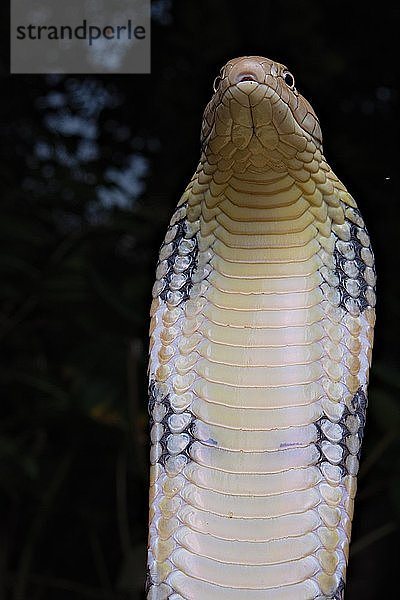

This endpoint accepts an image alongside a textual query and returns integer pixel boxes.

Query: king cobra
[146,56,376,599]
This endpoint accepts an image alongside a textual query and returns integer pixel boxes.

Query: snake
[145,56,376,599]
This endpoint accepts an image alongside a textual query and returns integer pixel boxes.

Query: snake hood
[201,56,322,173]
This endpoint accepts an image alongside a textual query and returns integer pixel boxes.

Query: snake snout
[230,58,265,86]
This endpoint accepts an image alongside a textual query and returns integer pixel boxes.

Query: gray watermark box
[11,0,150,74]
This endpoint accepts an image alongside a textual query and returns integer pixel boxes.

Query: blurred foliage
[0,1,399,598]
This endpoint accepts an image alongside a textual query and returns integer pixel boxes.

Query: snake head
[201,56,323,172]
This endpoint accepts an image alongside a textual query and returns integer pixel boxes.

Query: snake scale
[146,56,376,599]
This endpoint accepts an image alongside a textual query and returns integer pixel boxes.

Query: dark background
[1,1,399,598]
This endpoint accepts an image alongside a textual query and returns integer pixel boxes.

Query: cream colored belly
[147,176,372,599]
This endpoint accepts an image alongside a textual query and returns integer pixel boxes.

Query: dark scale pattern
[335,243,368,312]
[315,386,368,477]
[148,379,195,468]
[350,387,368,459]
[148,379,158,416]
[156,205,199,306]
[144,567,152,595]
[332,577,345,599]
[315,416,349,476]
[333,206,376,315]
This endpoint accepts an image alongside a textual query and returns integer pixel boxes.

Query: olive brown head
[201,56,323,173]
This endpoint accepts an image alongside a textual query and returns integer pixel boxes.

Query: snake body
[146,56,376,599]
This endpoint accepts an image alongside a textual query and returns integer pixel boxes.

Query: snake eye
[213,76,222,93]
[283,71,295,89]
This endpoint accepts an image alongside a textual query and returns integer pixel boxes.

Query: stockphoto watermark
[15,20,146,47]
[10,0,150,74]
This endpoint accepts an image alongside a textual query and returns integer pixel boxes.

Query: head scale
[201,56,322,172]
